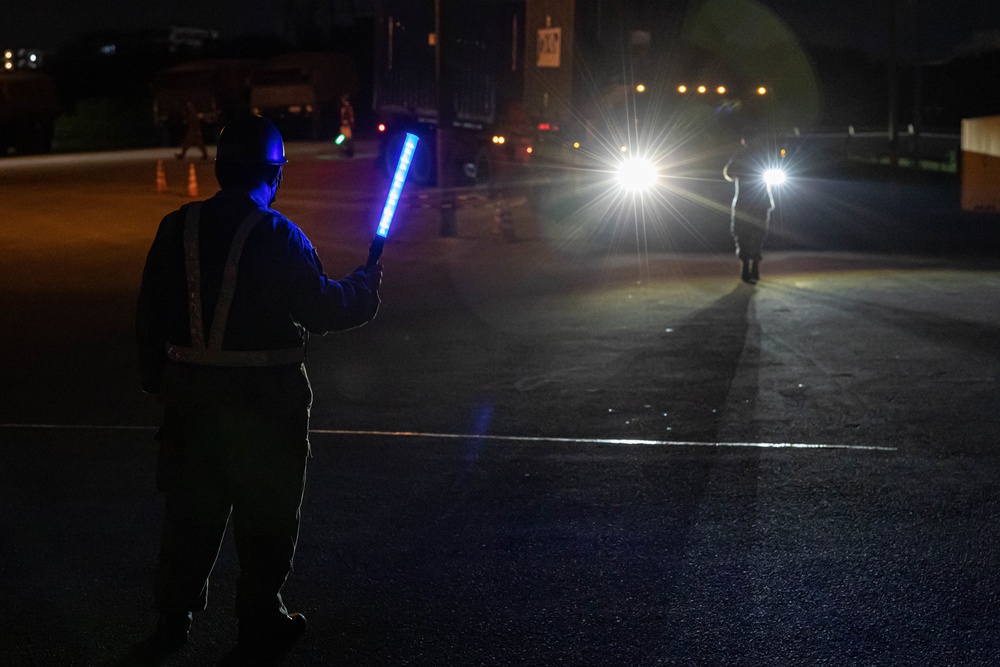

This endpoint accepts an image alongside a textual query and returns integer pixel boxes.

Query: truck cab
[0,70,58,155]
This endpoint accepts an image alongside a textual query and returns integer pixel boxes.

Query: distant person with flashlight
[723,127,778,283]
[135,114,381,664]
[337,93,355,157]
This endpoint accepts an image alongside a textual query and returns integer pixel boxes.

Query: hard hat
[216,114,287,165]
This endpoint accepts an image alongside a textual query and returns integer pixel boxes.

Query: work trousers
[731,207,772,262]
[153,402,309,621]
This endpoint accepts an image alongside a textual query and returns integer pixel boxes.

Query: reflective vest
[165,202,306,367]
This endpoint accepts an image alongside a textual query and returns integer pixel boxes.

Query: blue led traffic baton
[367,133,419,267]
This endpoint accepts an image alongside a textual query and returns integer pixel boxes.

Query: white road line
[0,424,156,431]
[0,424,895,452]
[311,429,896,451]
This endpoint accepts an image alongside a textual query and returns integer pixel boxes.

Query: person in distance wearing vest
[723,125,778,284]
[135,113,381,664]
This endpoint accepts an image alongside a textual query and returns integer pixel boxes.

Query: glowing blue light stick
[367,133,419,267]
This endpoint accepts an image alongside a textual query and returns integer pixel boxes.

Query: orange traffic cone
[186,162,198,198]
[155,159,167,193]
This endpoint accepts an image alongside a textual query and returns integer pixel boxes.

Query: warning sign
[537,27,561,68]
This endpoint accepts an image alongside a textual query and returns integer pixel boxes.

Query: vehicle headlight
[616,157,659,193]
[763,168,786,187]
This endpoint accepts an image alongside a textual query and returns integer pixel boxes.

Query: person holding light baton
[135,113,382,665]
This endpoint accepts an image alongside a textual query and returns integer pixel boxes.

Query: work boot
[750,259,760,282]
[221,613,308,666]
[117,611,192,665]
[153,611,193,651]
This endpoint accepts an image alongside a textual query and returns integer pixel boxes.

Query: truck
[0,70,58,155]
[372,0,790,187]
[961,114,1000,212]
[152,59,260,146]
[249,51,359,140]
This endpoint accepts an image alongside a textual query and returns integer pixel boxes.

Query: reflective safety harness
[165,202,306,367]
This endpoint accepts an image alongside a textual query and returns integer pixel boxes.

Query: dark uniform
[338,94,355,157]
[723,140,776,282]
[136,115,380,658]
[176,101,208,160]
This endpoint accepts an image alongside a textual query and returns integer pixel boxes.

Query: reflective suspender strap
[169,203,305,367]
[208,209,268,350]
[183,203,206,350]
[165,344,305,367]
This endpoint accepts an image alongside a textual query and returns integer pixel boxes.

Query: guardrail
[790,126,960,166]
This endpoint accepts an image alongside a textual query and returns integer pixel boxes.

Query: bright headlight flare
[763,168,786,187]
[616,157,659,193]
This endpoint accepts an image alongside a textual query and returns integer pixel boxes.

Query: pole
[910,0,923,169]
[435,0,457,237]
[887,0,900,167]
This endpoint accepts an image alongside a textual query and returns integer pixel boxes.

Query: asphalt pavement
[1,144,998,666]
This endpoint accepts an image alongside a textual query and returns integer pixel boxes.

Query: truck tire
[473,147,494,184]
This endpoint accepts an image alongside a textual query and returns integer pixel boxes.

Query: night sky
[4,0,1000,61]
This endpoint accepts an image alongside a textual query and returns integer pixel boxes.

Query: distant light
[780,148,786,158]
[3,62,11,70]
[635,83,646,93]
[378,123,386,133]
[616,157,658,193]
[619,145,628,153]
[716,86,726,95]
[100,44,116,56]
[4,50,12,60]
[526,146,533,154]
[492,135,505,144]
[29,53,37,62]
[335,134,345,145]
[572,141,580,149]
[757,86,768,95]
[538,122,551,131]
[697,85,707,94]
[677,85,687,94]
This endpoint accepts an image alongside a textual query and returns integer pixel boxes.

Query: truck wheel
[474,147,494,184]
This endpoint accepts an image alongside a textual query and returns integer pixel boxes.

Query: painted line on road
[0,424,896,452]
[311,429,897,451]
[0,423,156,431]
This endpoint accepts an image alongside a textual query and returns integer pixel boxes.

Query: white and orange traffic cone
[186,162,198,198]
[155,159,167,193]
